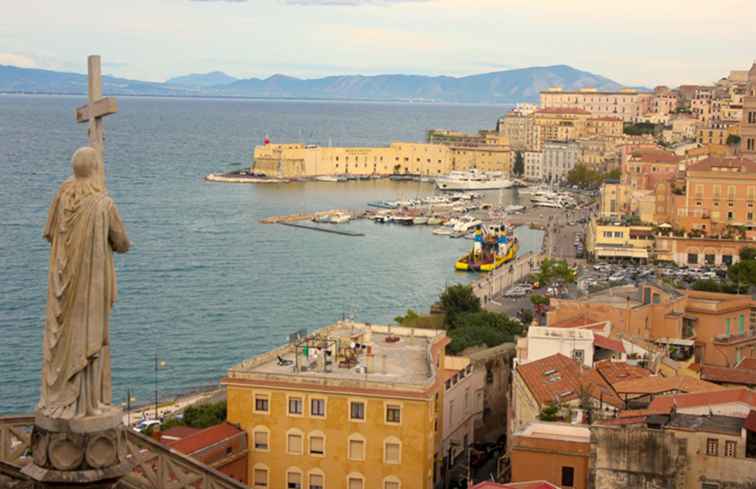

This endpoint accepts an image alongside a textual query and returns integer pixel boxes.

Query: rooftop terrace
[226,322,447,392]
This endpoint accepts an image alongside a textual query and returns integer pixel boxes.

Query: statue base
[21,407,132,488]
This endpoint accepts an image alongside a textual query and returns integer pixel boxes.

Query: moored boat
[454,224,519,272]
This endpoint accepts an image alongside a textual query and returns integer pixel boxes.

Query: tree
[161,401,227,431]
[740,246,756,261]
[445,310,524,354]
[727,134,742,147]
[728,260,756,290]
[530,294,550,306]
[513,151,524,177]
[691,279,723,293]
[538,402,560,421]
[604,168,621,182]
[536,258,577,286]
[440,284,480,320]
[567,164,602,189]
[395,309,419,325]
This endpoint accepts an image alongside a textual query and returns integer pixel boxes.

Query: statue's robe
[40,178,129,419]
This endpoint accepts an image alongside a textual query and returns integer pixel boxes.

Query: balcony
[713,331,756,345]
[0,415,247,489]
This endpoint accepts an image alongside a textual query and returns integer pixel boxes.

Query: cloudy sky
[2,0,755,86]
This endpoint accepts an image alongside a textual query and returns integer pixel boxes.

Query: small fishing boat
[391,215,415,225]
[427,216,443,226]
[413,216,429,225]
[432,227,453,236]
[505,204,526,213]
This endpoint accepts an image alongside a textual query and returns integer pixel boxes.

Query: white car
[133,419,161,432]
[608,273,625,283]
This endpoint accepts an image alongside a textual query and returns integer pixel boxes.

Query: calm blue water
[0,95,541,413]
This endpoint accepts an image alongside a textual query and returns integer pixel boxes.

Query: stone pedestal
[21,408,132,489]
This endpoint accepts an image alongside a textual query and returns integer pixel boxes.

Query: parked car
[134,419,161,432]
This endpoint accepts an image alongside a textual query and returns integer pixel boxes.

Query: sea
[0,95,542,413]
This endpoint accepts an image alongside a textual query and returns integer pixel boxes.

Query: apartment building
[223,322,448,489]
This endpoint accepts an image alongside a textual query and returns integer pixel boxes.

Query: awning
[655,338,695,347]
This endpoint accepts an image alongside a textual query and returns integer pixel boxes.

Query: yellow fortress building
[223,322,449,489]
[252,142,512,179]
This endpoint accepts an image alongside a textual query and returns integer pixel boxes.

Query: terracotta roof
[168,422,243,455]
[647,387,756,414]
[688,156,756,173]
[159,426,201,444]
[595,360,652,386]
[629,147,681,163]
[745,410,756,432]
[612,375,724,396]
[619,408,661,418]
[517,354,623,409]
[596,416,648,426]
[536,107,591,115]
[737,358,756,370]
[700,365,756,386]
[594,334,625,353]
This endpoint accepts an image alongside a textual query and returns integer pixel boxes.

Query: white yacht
[435,170,513,191]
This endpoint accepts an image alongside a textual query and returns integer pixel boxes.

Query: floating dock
[278,222,365,237]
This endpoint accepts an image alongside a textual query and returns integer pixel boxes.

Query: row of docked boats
[312,170,522,191]
[522,186,578,209]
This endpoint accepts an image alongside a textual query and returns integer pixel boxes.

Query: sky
[2,0,756,87]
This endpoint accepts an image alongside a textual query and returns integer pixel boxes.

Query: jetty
[278,222,365,237]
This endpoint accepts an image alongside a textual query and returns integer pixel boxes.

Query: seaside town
[4,52,756,489]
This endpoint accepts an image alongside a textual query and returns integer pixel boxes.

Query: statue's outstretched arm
[108,201,130,253]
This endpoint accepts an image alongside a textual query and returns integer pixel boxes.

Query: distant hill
[0,65,185,96]
[166,71,238,87]
[217,65,629,103]
[0,64,642,103]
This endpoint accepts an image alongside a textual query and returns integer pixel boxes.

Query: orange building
[740,63,756,159]
[548,283,756,368]
[679,156,756,234]
[510,422,590,489]
[168,422,249,485]
[621,147,681,191]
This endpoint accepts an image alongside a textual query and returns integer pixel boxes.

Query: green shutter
[739,314,745,335]
[726,319,731,336]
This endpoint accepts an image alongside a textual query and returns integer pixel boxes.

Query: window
[688,253,699,264]
[726,319,731,337]
[561,466,575,487]
[309,432,325,456]
[384,478,401,489]
[254,393,270,414]
[310,397,326,417]
[253,427,270,451]
[384,438,401,464]
[287,470,302,489]
[386,404,401,424]
[725,441,737,457]
[309,473,324,489]
[287,430,303,455]
[705,254,715,265]
[572,350,585,364]
[288,396,303,416]
[739,314,745,335]
[347,475,364,489]
[253,466,269,489]
[348,435,366,461]
[706,438,719,456]
[349,401,365,421]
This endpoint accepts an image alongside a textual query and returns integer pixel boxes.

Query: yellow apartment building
[252,142,512,178]
[223,322,449,489]
[586,217,655,262]
[697,123,739,146]
[527,108,591,150]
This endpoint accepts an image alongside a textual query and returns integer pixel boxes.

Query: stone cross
[75,55,118,185]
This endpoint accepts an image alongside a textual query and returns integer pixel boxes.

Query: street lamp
[121,389,137,427]
[154,353,167,421]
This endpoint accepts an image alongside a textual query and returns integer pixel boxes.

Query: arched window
[347,433,366,461]
[287,428,304,455]
[252,426,270,452]
[383,436,401,464]
[383,476,401,489]
[308,430,326,456]
[252,463,269,489]
[308,469,325,489]
[346,472,365,489]
[286,467,303,489]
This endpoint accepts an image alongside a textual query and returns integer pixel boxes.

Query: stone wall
[589,425,686,489]
[472,252,545,305]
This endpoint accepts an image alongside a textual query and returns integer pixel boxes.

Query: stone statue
[39,146,129,420]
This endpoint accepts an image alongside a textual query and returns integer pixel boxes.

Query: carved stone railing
[0,415,247,489]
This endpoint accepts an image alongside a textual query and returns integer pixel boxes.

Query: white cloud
[0,53,37,68]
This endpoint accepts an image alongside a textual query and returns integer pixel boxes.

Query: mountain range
[0,64,640,103]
